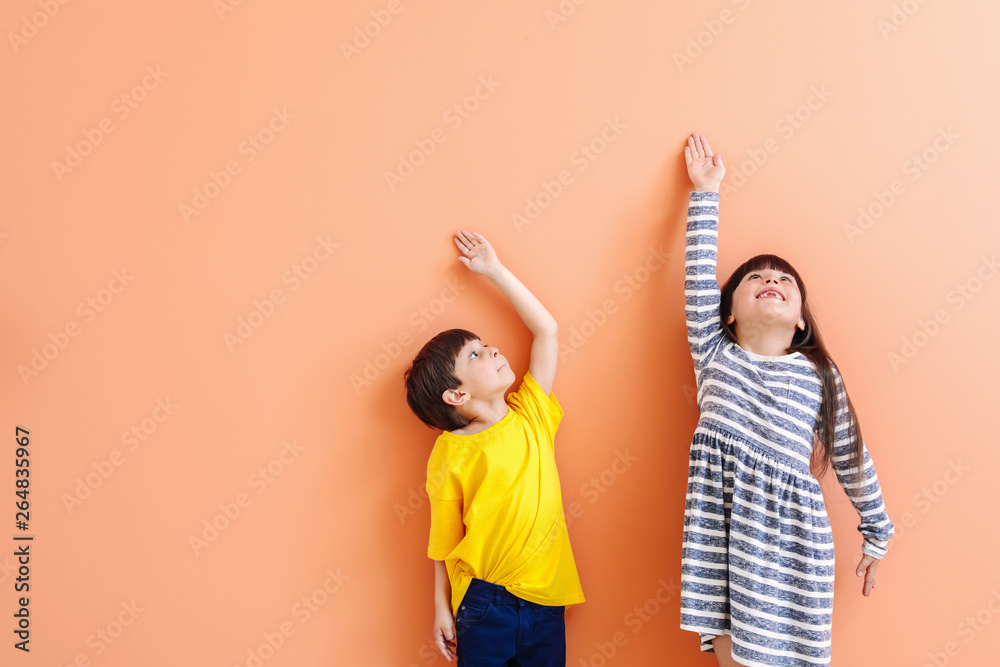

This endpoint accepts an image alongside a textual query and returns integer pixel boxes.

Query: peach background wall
[2,1,998,665]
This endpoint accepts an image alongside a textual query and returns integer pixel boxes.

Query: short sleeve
[506,372,564,446]
[427,495,464,560]
[426,442,464,560]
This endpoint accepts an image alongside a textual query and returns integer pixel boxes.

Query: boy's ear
[442,388,470,407]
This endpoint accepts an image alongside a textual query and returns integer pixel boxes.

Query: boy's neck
[453,396,510,435]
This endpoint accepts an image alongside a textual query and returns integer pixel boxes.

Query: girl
[679,133,894,667]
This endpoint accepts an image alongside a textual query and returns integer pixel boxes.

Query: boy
[404,230,585,666]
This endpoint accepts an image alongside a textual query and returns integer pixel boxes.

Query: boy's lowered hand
[433,605,457,661]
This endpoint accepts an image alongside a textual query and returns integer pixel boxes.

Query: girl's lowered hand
[857,553,881,597]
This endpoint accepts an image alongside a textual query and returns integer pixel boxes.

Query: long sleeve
[830,367,895,558]
[685,191,726,384]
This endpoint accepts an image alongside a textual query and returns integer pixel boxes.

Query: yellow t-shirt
[426,372,585,617]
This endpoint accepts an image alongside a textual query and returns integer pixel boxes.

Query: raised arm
[454,230,558,394]
[683,133,727,378]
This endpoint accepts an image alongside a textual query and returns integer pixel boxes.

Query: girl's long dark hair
[719,254,864,482]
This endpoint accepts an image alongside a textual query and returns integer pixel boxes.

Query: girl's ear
[726,314,736,324]
[797,319,806,331]
[442,388,470,407]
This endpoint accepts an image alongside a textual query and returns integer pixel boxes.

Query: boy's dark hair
[404,328,480,431]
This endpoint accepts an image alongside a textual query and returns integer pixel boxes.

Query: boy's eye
[470,351,478,359]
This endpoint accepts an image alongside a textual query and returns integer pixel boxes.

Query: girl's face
[730,268,803,331]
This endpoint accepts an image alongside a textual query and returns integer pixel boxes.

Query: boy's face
[452,339,516,399]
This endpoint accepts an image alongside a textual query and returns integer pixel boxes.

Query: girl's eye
[470,351,478,359]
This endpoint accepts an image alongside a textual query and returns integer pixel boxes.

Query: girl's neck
[736,326,796,358]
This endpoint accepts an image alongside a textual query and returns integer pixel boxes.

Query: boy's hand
[433,606,457,662]
[453,229,559,394]
[684,132,725,192]
[454,230,501,276]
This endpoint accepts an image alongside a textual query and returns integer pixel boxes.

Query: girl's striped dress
[680,191,894,667]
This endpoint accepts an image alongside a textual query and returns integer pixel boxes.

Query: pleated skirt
[680,425,836,667]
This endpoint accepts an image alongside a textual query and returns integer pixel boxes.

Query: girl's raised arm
[683,133,727,379]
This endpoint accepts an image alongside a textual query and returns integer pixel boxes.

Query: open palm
[454,230,500,275]
[685,132,725,190]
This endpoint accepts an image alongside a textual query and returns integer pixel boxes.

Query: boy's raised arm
[454,230,558,395]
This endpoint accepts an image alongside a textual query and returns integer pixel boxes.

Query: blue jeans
[456,578,566,667]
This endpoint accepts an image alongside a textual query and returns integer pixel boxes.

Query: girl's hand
[684,132,725,192]
[433,606,457,662]
[856,553,880,597]
[454,230,501,276]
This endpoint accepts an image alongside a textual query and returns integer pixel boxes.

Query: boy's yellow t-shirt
[426,372,585,617]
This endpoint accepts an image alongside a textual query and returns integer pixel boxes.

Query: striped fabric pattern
[679,191,894,666]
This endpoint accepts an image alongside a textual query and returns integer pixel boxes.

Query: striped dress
[679,191,894,666]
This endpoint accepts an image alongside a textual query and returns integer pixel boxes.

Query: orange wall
[3,1,998,665]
